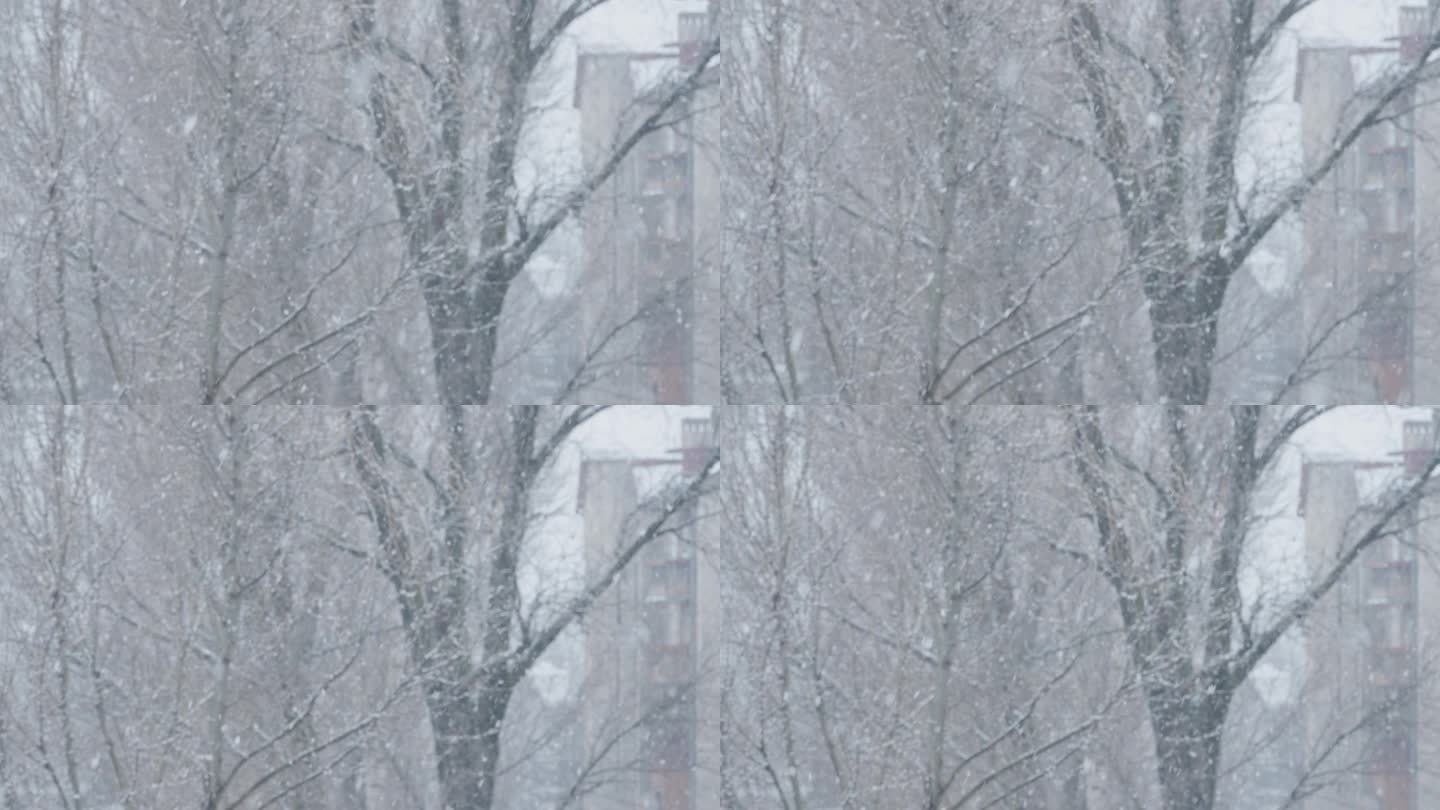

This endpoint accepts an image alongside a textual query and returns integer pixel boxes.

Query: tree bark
[427,687,508,810]
[1151,696,1227,810]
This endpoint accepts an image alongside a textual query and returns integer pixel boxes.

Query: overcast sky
[575,0,709,52]
[1299,0,1405,44]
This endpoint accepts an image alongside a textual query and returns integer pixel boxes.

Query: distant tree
[0,0,107,400]
[0,406,396,809]
[718,0,1111,403]
[716,407,1114,808]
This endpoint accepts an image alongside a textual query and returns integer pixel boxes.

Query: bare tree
[717,407,1116,809]
[0,0,108,401]
[1068,405,1439,810]
[719,0,1112,404]
[321,4,723,807]
[1060,0,1440,404]
[0,405,403,809]
[337,0,716,408]
[346,405,717,810]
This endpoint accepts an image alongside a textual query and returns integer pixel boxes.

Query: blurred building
[577,416,720,810]
[1295,3,1440,404]
[573,4,720,404]
[1299,418,1437,810]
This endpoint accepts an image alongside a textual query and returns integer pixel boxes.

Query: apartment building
[577,416,721,810]
[1295,3,1440,404]
[1298,418,1437,810]
[573,4,720,404]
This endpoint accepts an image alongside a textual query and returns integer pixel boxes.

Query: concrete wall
[1411,61,1440,405]
[1298,48,1371,403]
[576,54,688,404]
[577,54,648,402]
[689,452,723,810]
[1300,462,1368,808]
[579,459,647,810]
[690,38,723,405]
[1296,14,1440,406]
[1415,474,1440,806]
[576,14,717,404]
[1300,447,1440,810]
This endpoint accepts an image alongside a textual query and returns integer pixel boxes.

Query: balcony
[647,643,694,684]
[644,559,694,604]
[679,12,710,44]
[639,155,689,199]
[677,12,713,68]
[1366,643,1415,688]
[1367,565,1415,598]
[639,198,685,242]
[1400,6,1435,62]
[646,717,694,769]
[1358,188,1412,236]
[1361,149,1412,192]
[1366,552,1414,568]
[1363,233,1413,274]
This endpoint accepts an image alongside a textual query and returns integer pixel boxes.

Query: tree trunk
[1147,261,1222,406]
[427,683,508,810]
[429,693,484,810]
[1152,316,1214,405]
[1150,696,1226,810]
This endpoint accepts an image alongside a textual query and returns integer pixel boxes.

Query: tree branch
[491,451,718,689]
[1219,31,1440,278]
[1065,1,1140,220]
[1224,449,1440,687]
[471,37,720,286]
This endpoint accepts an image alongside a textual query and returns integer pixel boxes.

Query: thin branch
[472,38,720,286]
[1219,31,1440,278]
[1224,450,1440,686]
[489,451,719,689]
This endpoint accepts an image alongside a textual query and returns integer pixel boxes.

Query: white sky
[574,0,709,52]
[1297,0,1406,45]
[1294,405,1434,462]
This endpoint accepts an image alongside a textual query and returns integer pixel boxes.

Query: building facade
[568,6,722,806]
[1299,419,1437,810]
[573,5,720,404]
[577,416,720,810]
[1295,3,1440,404]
